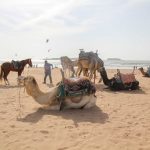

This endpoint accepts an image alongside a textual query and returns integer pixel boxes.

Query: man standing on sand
[43,60,53,84]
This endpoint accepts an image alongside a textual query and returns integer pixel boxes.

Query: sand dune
[0,68,150,150]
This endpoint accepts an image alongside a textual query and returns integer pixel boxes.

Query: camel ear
[32,78,37,85]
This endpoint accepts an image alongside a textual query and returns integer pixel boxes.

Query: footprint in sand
[10,125,15,128]
[58,147,68,150]
[40,130,49,134]
[136,133,141,137]
[65,125,73,129]
[0,117,6,120]
[2,130,7,133]
[0,111,7,114]
[24,129,29,132]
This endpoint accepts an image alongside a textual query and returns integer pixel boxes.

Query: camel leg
[89,68,94,81]
[83,68,88,77]
[93,70,96,84]
[99,77,102,83]
[97,70,102,83]
[64,69,67,77]
[76,67,82,77]
[71,66,75,77]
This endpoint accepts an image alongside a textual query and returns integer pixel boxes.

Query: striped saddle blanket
[119,73,136,84]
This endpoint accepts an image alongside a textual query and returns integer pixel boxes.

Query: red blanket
[120,73,136,84]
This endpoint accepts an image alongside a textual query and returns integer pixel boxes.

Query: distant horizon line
[0,57,150,61]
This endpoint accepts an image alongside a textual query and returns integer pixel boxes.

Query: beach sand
[0,67,150,150]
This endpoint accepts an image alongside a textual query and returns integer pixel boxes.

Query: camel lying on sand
[138,67,150,77]
[21,76,97,110]
[99,67,139,91]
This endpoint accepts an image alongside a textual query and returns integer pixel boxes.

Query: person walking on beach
[43,60,53,84]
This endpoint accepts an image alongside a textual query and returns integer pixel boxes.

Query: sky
[0,0,150,60]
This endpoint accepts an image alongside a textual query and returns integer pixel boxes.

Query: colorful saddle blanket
[119,73,136,84]
[58,77,96,98]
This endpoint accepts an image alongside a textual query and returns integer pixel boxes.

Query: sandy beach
[0,67,150,150]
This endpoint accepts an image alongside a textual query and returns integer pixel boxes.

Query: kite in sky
[46,39,49,43]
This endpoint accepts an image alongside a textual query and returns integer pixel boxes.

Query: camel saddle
[79,51,98,61]
[116,73,136,84]
[58,77,96,98]
[79,51,89,60]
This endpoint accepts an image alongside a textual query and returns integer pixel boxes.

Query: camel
[99,67,139,91]
[138,67,150,77]
[60,56,77,77]
[76,50,104,83]
[21,76,97,110]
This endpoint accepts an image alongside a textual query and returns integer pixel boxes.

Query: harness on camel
[57,69,96,110]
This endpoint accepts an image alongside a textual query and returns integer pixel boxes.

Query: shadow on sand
[17,106,109,126]
[46,83,54,88]
[0,84,23,89]
[95,83,146,95]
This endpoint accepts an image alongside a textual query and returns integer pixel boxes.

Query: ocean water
[0,59,150,69]
[32,59,150,69]
[104,59,150,69]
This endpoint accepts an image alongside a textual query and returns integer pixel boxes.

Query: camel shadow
[0,84,23,89]
[95,83,146,94]
[95,83,106,92]
[17,106,109,126]
[102,86,146,95]
[46,83,54,88]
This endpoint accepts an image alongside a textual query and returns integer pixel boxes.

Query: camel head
[24,76,37,86]
[21,76,40,96]
[138,67,144,71]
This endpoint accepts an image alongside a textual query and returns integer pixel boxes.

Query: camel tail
[0,66,4,81]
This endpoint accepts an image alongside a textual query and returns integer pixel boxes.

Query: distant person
[43,60,53,84]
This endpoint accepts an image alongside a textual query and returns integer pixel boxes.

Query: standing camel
[76,51,104,83]
[60,56,77,77]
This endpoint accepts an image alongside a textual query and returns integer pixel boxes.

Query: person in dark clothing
[43,60,53,84]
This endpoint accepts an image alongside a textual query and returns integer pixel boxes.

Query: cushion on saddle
[64,77,88,85]
[63,77,96,96]
[119,73,136,84]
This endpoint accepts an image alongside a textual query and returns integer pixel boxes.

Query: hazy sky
[0,0,150,60]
